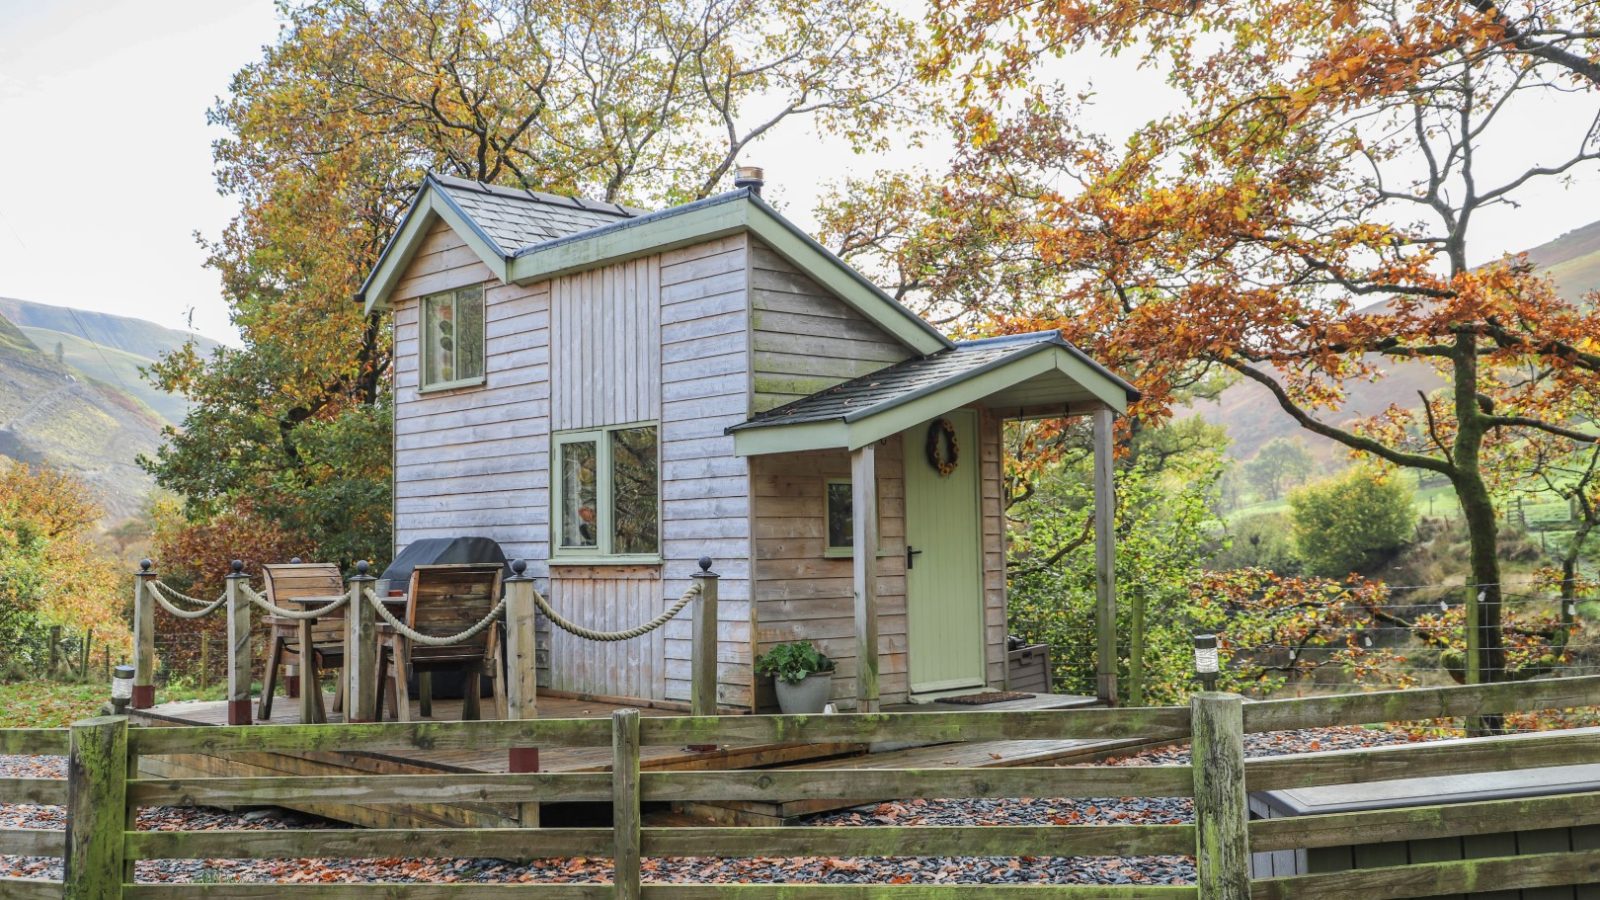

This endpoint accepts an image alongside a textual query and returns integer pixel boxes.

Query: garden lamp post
[1193,633,1219,693]
[111,664,135,714]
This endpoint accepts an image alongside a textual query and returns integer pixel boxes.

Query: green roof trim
[504,191,950,355]
[358,184,509,314]
[730,337,1134,455]
[360,177,950,356]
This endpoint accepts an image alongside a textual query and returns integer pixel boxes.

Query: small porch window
[420,284,486,391]
[824,477,881,558]
[553,423,660,561]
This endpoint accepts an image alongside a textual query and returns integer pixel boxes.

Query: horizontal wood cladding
[392,219,549,568]
[658,235,753,710]
[390,221,780,710]
[750,438,910,707]
[747,240,913,412]
[550,256,661,430]
[749,413,1008,709]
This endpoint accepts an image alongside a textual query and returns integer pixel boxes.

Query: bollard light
[111,664,135,713]
[1193,633,1220,693]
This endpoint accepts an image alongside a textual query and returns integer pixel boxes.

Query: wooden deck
[129,690,1146,829]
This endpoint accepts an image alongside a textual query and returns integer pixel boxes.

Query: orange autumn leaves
[0,463,129,652]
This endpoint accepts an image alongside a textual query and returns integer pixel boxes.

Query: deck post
[345,561,378,723]
[612,708,642,900]
[851,442,880,713]
[224,561,252,726]
[131,560,156,709]
[64,715,127,900]
[1092,404,1118,706]
[503,560,541,826]
[691,558,720,718]
[1191,692,1249,899]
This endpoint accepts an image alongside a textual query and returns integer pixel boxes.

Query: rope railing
[532,580,701,642]
[146,581,228,619]
[363,587,506,647]
[239,583,350,620]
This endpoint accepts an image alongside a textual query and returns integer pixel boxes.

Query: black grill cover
[377,536,512,701]
[378,537,512,587]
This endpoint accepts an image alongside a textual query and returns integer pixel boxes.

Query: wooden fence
[3,676,1600,899]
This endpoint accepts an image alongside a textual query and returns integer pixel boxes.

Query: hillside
[1184,220,1600,462]
[0,297,219,362]
[0,300,221,520]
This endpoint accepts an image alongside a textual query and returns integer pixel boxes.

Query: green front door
[903,409,987,694]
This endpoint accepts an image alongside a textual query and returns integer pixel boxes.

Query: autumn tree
[0,463,129,670]
[146,0,926,561]
[871,0,1600,703]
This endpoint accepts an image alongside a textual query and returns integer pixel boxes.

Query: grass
[0,680,109,728]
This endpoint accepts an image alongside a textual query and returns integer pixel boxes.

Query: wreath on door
[926,418,959,476]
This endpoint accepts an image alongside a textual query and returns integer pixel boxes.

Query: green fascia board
[742,197,950,355]
[507,195,748,285]
[505,192,950,357]
[360,187,510,314]
[731,345,1128,456]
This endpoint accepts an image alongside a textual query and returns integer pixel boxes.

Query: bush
[1289,467,1416,577]
[1209,512,1302,574]
[754,641,835,685]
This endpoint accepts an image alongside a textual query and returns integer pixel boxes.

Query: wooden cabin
[359,170,1138,714]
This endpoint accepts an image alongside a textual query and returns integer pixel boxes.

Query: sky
[0,0,1595,347]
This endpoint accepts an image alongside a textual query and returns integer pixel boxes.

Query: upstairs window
[420,284,485,391]
[554,424,660,560]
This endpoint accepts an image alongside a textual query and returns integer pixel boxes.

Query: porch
[733,330,1140,711]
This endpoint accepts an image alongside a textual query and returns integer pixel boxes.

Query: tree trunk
[1450,333,1506,735]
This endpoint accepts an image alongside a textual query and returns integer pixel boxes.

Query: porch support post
[131,561,156,709]
[852,443,881,713]
[1093,405,1118,706]
[503,560,540,828]
[224,561,252,726]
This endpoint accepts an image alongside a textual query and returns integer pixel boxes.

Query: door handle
[906,545,923,569]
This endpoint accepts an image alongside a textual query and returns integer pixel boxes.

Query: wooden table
[285,593,408,724]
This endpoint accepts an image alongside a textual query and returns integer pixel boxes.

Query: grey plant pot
[774,671,834,715]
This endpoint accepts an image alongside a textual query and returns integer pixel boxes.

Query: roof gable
[358,175,951,356]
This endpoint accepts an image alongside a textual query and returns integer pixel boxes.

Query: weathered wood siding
[550,258,661,429]
[658,235,753,709]
[391,218,754,708]
[748,240,913,412]
[750,437,909,708]
[392,219,554,683]
[750,411,1008,709]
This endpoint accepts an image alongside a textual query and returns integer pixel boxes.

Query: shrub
[1289,467,1417,577]
[754,641,835,685]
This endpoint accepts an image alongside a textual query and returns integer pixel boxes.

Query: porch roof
[728,331,1140,454]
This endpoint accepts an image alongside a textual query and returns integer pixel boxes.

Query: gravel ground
[0,726,1430,886]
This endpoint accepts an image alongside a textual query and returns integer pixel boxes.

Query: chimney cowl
[733,165,765,196]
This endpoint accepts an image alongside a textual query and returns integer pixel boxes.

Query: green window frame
[419,284,486,392]
[552,422,661,562]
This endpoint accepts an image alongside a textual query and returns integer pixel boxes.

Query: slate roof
[429,173,643,255]
[729,331,1138,432]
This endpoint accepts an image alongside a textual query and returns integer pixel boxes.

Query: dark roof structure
[730,331,1139,434]
[427,173,642,255]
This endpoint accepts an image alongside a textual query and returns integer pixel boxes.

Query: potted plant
[755,641,836,715]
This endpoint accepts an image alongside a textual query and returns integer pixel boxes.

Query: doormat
[939,691,1033,705]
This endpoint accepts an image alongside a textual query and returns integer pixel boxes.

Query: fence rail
[2,676,1599,899]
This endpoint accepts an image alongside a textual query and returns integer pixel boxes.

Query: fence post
[612,708,642,900]
[64,715,128,900]
[504,560,541,827]
[1191,692,1249,899]
[224,561,252,726]
[345,561,378,723]
[48,625,62,675]
[691,558,719,718]
[132,561,155,709]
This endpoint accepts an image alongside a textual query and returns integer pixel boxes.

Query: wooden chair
[375,564,505,722]
[258,563,346,721]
